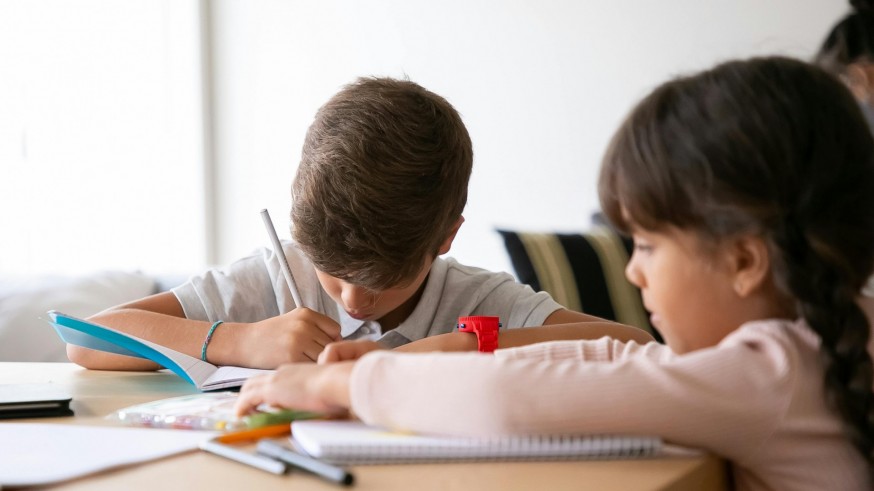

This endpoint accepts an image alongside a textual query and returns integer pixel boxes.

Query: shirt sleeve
[475,275,563,328]
[349,325,796,462]
[494,337,669,362]
[171,248,281,322]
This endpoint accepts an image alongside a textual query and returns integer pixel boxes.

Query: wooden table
[0,363,728,490]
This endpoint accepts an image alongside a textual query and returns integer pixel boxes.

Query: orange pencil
[216,423,291,444]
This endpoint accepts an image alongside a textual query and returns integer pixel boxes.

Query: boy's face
[315,254,434,326]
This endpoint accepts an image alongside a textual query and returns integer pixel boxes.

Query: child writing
[67,77,650,372]
[236,57,874,490]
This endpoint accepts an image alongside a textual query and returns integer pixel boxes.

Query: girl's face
[624,226,744,354]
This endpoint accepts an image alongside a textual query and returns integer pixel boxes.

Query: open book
[47,311,270,391]
[290,420,663,465]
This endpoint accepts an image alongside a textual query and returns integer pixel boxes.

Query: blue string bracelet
[201,320,225,362]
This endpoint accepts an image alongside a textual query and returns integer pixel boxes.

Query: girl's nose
[625,253,645,289]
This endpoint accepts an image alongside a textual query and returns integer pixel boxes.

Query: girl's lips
[649,313,661,329]
[346,311,371,320]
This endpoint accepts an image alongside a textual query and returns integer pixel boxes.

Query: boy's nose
[341,285,375,311]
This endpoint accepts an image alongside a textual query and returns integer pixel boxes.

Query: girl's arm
[353,338,792,459]
[238,333,792,461]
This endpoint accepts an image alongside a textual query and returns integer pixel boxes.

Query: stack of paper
[0,423,216,487]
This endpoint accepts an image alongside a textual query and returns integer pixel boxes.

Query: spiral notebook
[290,421,662,465]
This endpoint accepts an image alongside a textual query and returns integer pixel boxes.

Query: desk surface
[1,363,727,491]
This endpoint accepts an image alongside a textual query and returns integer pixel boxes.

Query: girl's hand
[215,309,342,368]
[234,361,355,417]
[318,339,385,364]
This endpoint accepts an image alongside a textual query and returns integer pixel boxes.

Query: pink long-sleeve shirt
[349,304,874,491]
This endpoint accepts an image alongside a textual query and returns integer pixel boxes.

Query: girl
[236,57,874,490]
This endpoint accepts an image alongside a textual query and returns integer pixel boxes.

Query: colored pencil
[217,423,291,444]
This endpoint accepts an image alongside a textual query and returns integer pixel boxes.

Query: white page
[0,423,217,486]
[203,366,272,390]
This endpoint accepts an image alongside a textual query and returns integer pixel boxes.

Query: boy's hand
[318,339,385,364]
[234,362,355,417]
[235,308,342,368]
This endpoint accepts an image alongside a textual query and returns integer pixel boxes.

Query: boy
[68,77,650,371]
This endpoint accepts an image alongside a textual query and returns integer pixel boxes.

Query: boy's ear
[437,216,465,255]
[727,235,770,298]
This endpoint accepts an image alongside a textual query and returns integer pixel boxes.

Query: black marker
[256,439,354,486]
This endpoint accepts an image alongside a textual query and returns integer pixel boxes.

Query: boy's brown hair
[291,77,473,290]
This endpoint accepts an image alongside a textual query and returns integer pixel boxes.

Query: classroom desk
[1,363,728,491]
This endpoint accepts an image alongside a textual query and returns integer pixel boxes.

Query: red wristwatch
[457,316,501,353]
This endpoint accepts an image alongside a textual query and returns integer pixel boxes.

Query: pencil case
[107,392,321,431]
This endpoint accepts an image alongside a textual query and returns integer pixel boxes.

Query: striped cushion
[498,227,660,341]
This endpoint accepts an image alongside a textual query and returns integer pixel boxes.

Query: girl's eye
[632,240,653,253]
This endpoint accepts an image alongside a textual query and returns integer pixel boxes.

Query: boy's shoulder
[389,257,559,344]
[429,256,547,305]
[438,256,517,285]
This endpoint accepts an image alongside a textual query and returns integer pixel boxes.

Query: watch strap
[457,316,501,353]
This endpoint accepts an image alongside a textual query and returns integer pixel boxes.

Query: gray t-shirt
[172,241,562,347]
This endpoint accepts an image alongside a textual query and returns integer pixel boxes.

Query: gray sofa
[0,271,186,362]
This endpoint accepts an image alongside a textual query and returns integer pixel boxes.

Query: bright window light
[0,1,207,277]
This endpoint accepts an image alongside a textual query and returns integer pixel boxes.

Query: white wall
[209,0,849,277]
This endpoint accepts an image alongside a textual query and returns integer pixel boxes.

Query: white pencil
[260,208,305,309]
[200,439,287,475]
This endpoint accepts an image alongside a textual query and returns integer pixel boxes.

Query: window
[0,0,207,276]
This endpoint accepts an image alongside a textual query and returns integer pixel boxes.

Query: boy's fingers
[305,328,342,361]
[301,341,324,363]
[296,309,342,340]
[308,319,342,343]
[304,329,334,351]
[319,320,343,341]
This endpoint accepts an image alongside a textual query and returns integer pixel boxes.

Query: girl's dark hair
[816,0,874,74]
[599,56,874,474]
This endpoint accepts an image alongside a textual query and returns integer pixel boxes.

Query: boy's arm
[539,308,655,344]
[394,310,653,354]
[319,310,653,362]
[66,292,341,371]
[66,292,189,371]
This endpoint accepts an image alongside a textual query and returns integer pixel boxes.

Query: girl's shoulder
[717,318,820,379]
[724,317,817,346]
[726,298,874,359]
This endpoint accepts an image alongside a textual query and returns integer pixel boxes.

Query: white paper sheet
[0,423,217,486]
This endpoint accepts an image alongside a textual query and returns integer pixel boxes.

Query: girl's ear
[728,235,771,297]
[843,62,874,103]
[437,216,465,255]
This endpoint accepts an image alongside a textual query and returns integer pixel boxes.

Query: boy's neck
[376,274,430,332]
